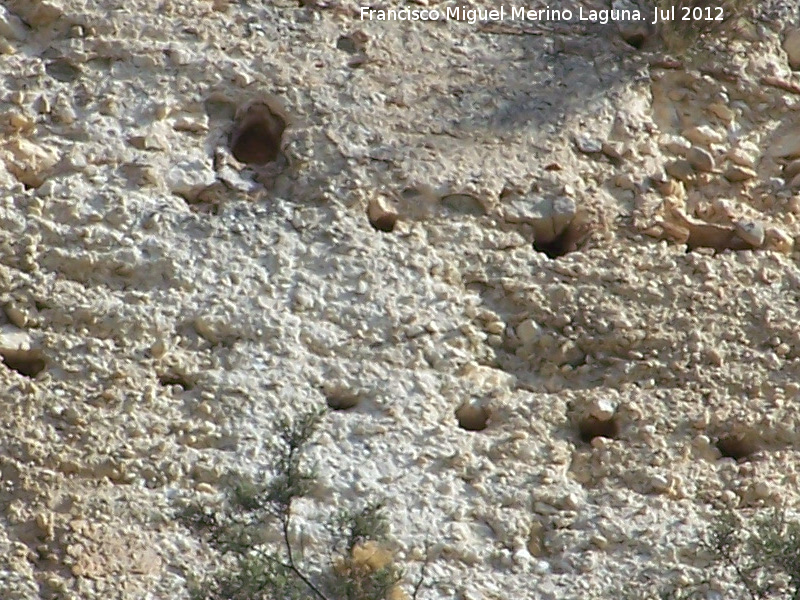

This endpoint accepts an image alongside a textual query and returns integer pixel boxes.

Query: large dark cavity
[230,103,286,165]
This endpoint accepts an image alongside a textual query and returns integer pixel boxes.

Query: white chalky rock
[589,398,616,421]
[551,196,577,236]
[735,220,765,247]
[2,138,59,187]
[504,195,576,242]
[0,325,32,350]
[165,160,217,199]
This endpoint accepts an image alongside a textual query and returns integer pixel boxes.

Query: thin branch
[411,539,431,600]
[282,500,332,600]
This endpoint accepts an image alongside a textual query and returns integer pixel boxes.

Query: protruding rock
[785,158,800,180]
[601,141,625,160]
[588,398,616,421]
[724,165,756,182]
[682,125,725,146]
[165,160,217,201]
[734,220,765,247]
[784,29,800,70]
[367,196,399,232]
[504,195,576,243]
[516,319,541,345]
[764,227,794,253]
[686,147,715,172]
[574,134,602,154]
[665,159,694,182]
[2,138,59,188]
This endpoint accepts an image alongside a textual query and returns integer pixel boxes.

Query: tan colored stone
[724,165,756,182]
[784,29,800,70]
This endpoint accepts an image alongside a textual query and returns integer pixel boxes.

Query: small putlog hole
[456,404,490,432]
[230,101,287,165]
[533,220,588,259]
[578,415,619,443]
[158,371,195,390]
[1,349,46,378]
[716,433,760,461]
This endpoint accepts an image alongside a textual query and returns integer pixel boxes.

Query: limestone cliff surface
[2,0,800,598]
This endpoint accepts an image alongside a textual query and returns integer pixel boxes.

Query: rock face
[1,1,800,599]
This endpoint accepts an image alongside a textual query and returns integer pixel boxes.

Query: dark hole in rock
[716,433,760,461]
[158,372,194,390]
[1,349,46,378]
[456,404,490,432]
[578,415,619,443]
[325,389,361,410]
[230,102,287,165]
[533,222,587,259]
[624,33,646,49]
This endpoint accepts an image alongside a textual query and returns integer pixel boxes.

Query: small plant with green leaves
[324,502,405,600]
[701,508,800,600]
[181,406,425,600]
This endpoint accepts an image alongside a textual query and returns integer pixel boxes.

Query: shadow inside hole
[230,102,287,165]
[624,33,646,49]
[716,433,760,461]
[0,349,46,378]
[533,223,585,259]
[158,372,194,390]
[578,415,619,443]
[456,404,490,432]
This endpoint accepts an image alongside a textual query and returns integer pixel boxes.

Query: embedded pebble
[681,125,725,146]
[686,147,715,172]
[724,165,756,182]
[734,220,765,247]
[784,29,800,70]
[588,398,616,421]
[574,135,603,154]
[665,159,694,181]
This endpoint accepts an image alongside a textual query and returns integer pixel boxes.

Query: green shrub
[181,406,424,600]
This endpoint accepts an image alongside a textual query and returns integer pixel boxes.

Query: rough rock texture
[2,0,800,598]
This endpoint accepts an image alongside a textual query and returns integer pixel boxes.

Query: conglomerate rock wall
[2,0,800,598]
